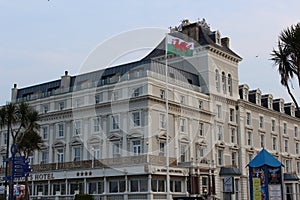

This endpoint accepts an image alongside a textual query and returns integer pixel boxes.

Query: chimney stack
[221,37,230,48]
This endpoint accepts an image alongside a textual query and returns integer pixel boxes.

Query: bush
[74,194,94,200]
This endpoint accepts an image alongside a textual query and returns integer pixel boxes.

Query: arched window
[215,69,220,92]
[222,72,226,94]
[228,74,232,96]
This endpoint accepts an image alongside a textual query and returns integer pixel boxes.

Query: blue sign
[2,155,32,181]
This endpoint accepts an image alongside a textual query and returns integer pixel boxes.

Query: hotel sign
[29,173,55,181]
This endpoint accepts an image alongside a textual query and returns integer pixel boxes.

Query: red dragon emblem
[171,38,192,54]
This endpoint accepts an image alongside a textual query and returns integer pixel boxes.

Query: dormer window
[280,101,284,113]
[256,93,261,106]
[291,106,295,117]
[243,89,248,101]
[268,98,273,109]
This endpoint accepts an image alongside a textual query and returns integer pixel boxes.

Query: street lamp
[203,188,208,199]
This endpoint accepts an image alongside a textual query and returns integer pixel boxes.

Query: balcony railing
[27,155,177,172]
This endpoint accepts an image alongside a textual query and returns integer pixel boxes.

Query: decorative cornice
[208,46,241,63]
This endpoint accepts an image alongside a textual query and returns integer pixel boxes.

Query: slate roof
[143,21,242,61]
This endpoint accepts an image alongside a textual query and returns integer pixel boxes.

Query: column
[147,174,153,199]
[65,178,68,195]
[84,178,87,194]
[102,116,108,159]
[174,115,179,162]
[65,120,70,162]
[124,174,128,200]
[122,112,128,157]
[48,180,51,195]
[49,123,54,163]
[103,175,107,200]
[82,118,88,160]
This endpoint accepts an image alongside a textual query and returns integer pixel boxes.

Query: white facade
[1,20,300,200]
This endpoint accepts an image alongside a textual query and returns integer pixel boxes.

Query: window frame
[112,142,121,158]
[229,108,235,122]
[231,127,236,144]
[246,112,251,126]
[271,119,276,132]
[160,89,165,99]
[74,120,82,136]
[259,116,264,129]
[215,69,220,92]
[217,104,222,119]
[132,111,141,127]
[218,149,224,166]
[247,131,253,146]
[42,126,48,140]
[159,141,166,156]
[217,124,223,141]
[179,118,187,133]
[284,139,289,152]
[57,148,64,163]
[93,117,101,133]
[111,115,120,130]
[272,137,277,151]
[57,123,65,138]
[41,151,49,164]
[159,113,166,129]
[132,140,141,155]
[180,143,188,162]
[260,134,265,148]
[199,123,204,137]
[283,123,287,134]
[73,146,81,161]
[58,101,65,110]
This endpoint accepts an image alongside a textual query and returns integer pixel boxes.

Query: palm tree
[271,40,300,111]
[0,103,17,200]
[271,23,300,112]
[0,102,41,200]
[279,23,300,85]
[17,106,41,200]
[17,129,43,200]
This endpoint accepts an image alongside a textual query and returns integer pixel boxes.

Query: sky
[0,0,299,105]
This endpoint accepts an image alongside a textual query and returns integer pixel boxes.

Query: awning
[219,167,241,176]
[284,173,299,181]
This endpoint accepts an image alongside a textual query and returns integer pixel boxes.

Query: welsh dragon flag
[167,35,194,56]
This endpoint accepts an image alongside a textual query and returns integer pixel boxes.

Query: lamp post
[146,140,149,164]
[91,147,94,168]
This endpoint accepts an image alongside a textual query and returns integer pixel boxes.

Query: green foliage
[271,22,300,111]
[74,194,94,200]
[17,129,43,157]
[0,102,41,200]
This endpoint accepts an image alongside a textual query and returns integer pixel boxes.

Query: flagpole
[165,33,170,200]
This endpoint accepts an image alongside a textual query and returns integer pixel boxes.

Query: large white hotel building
[1,19,300,200]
